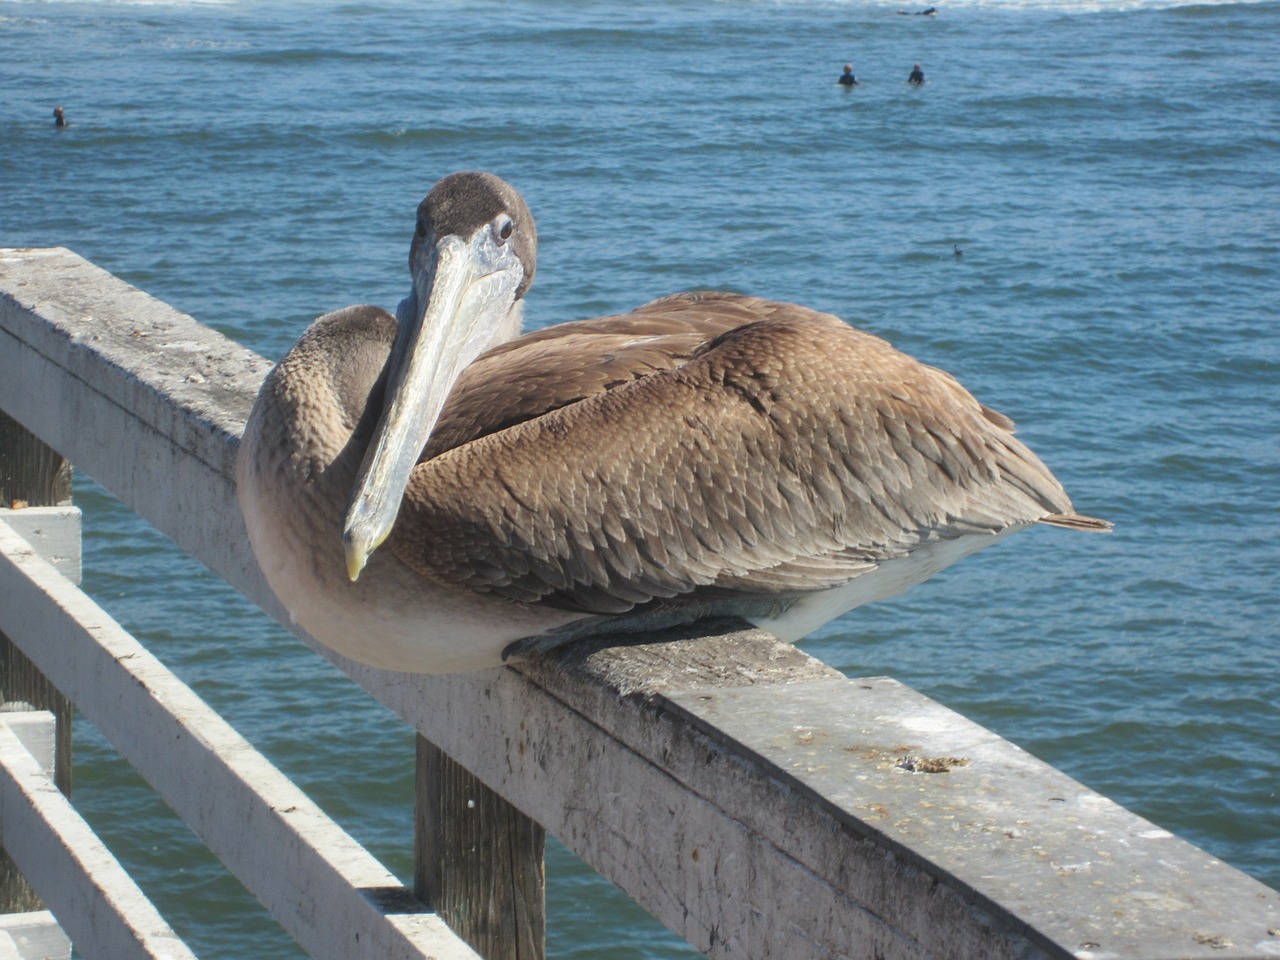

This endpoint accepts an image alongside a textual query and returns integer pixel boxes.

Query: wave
[6,0,1268,10]
[806,0,1275,11]
[0,0,237,5]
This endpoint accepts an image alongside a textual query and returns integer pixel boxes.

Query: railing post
[0,411,75,912]
[415,736,546,960]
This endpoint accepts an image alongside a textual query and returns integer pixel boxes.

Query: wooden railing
[1,247,1276,960]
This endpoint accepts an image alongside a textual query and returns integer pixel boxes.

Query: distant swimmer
[53,106,67,127]
[908,63,925,85]
[954,244,963,259]
[838,64,859,87]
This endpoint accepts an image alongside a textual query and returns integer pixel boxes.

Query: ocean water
[2,0,1278,957]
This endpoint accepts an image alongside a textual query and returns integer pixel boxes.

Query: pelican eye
[493,214,515,244]
[415,220,427,239]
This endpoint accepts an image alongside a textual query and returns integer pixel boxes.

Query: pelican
[237,171,1110,674]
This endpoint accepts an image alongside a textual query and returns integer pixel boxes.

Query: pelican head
[342,172,538,580]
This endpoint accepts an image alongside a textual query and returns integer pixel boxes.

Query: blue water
[2,0,1278,956]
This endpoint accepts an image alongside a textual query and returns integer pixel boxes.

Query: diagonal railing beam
[0,518,479,960]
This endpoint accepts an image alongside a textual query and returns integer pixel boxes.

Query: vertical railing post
[0,410,75,912]
[414,736,546,960]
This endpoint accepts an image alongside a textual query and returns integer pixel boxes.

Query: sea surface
[2,0,1278,956]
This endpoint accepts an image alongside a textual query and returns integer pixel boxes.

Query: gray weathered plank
[0,507,81,586]
[4,247,1279,959]
[416,739,547,960]
[0,520,480,960]
[0,910,71,960]
[0,713,195,960]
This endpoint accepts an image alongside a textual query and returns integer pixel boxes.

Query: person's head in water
[908,63,925,84]
[839,63,858,86]
[53,106,66,127]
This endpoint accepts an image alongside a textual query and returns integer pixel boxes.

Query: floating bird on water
[237,172,1111,674]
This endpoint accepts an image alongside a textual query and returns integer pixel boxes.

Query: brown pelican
[237,171,1110,674]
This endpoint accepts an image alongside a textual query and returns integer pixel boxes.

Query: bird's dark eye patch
[494,214,515,243]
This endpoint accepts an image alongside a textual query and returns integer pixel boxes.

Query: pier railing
[1,247,1276,960]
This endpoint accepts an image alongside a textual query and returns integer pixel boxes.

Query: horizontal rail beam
[3,247,1278,959]
[0,519,478,960]
[0,712,193,960]
[0,910,71,960]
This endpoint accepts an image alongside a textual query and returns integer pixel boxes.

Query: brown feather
[388,293,1094,616]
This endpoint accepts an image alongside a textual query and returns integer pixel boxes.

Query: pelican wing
[390,293,1080,615]
[422,295,750,458]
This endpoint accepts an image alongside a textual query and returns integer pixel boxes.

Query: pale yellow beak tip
[345,542,368,583]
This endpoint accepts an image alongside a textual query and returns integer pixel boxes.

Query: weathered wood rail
[1,247,1277,959]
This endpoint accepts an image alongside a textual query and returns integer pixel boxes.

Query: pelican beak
[341,225,523,581]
